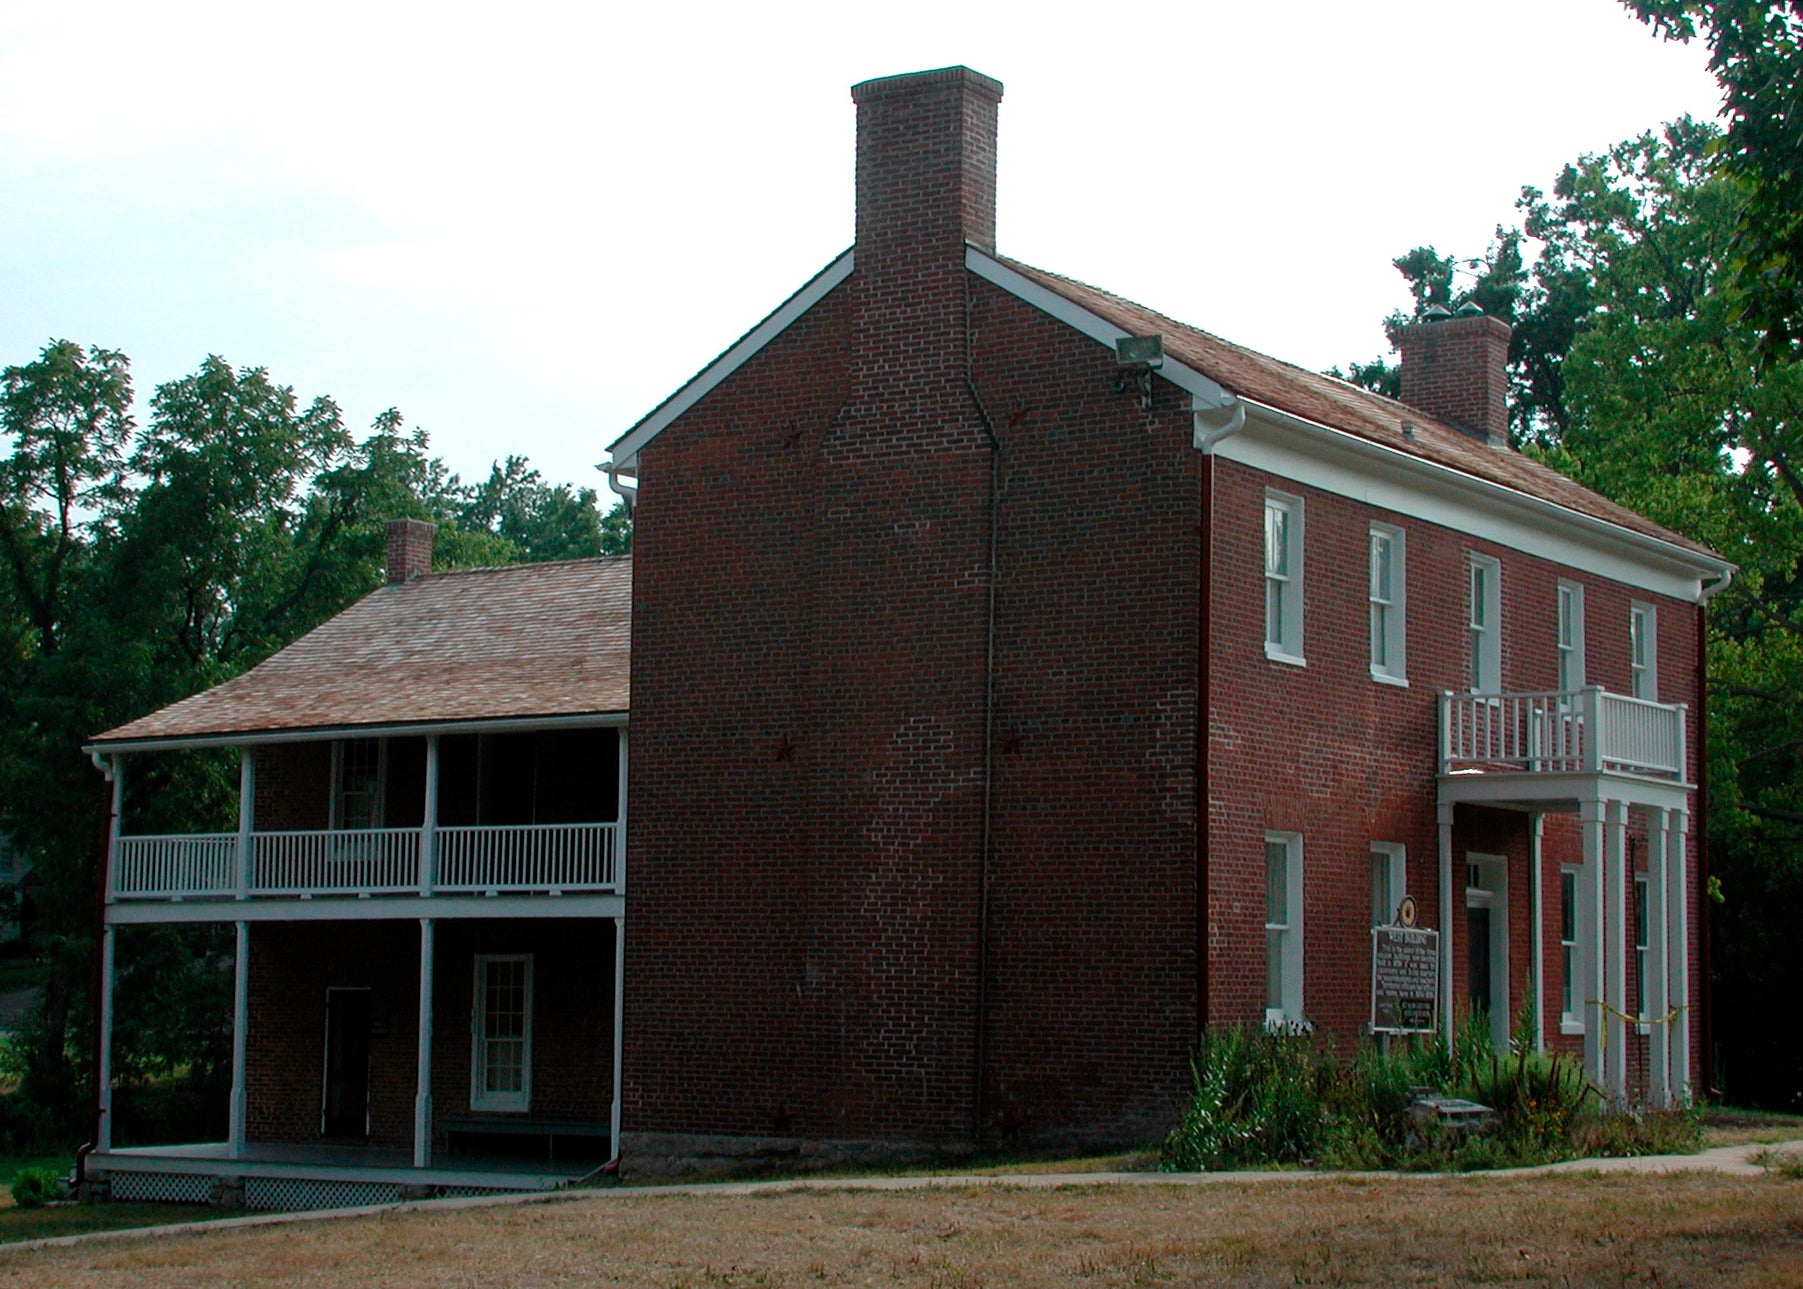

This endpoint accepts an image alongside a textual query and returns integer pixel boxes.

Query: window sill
[1370,669,1409,688]
[1264,647,1306,667]
[1560,1019,1584,1036]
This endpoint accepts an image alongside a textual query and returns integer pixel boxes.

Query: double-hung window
[1634,876,1650,1027]
[1264,833,1304,1025]
[1264,492,1304,664]
[472,954,533,1112]
[1560,867,1581,1032]
[1469,554,1501,693]
[1556,582,1586,693]
[1630,603,1658,700]
[1370,843,1406,927]
[1369,525,1406,684]
[332,739,384,830]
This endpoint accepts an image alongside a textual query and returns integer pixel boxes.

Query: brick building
[86,66,1730,1205]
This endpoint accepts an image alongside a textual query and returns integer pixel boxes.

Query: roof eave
[87,709,630,758]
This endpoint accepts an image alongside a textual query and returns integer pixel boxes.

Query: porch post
[611,915,625,1165]
[1604,798,1629,1101]
[1530,812,1546,1054]
[1438,801,1455,1046]
[421,735,439,896]
[1669,806,1692,1102]
[414,917,435,1168]
[229,920,249,1158]
[1646,806,1671,1108]
[97,925,115,1153]
[1579,795,1605,1088]
[236,749,255,898]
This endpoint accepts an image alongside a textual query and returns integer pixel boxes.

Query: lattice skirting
[244,1176,402,1211]
[108,1171,214,1205]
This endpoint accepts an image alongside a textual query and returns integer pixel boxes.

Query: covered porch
[1439,687,1694,1107]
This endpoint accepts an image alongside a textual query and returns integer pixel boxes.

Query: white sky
[0,0,1724,494]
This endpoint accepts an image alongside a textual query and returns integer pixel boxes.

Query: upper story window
[1369,525,1406,685]
[1264,491,1304,665]
[1468,554,1501,693]
[1630,602,1659,700]
[1264,832,1304,1025]
[1556,581,1586,692]
[332,739,385,830]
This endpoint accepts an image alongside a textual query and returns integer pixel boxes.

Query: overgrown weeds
[1161,1017,1703,1172]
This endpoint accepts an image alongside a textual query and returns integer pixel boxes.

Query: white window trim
[1264,832,1305,1026]
[1469,553,1502,694]
[330,738,387,831]
[1264,491,1305,666]
[1370,842,1407,927]
[471,953,534,1114]
[1557,581,1586,693]
[1630,602,1659,701]
[1634,874,1651,1034]
[1559,865,1583,1034]
[1368,525,1408,686]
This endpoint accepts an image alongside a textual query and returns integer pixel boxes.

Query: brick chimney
[385,518,435,584]
[1394,310,1512,446]
[848,67,1002,412]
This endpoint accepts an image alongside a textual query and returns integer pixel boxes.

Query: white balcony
[111,822,622,902]
[1440,687,1689,809]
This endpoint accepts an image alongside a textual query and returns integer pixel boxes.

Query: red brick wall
[1205,458,1702,1079]
[252,744,330,831]
[244,918,614,1148]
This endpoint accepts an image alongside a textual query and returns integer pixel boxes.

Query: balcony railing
[111,822,622,901]
[1440,687,1686,780]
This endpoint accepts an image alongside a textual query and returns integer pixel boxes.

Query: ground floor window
[1560,867,1580,1031]
[472,954,533,1112]
[1264,833,1303,1025]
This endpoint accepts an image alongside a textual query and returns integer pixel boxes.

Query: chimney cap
[851,65,1003,104]
[1422,304,1453,322]
[1457,301,1485,317]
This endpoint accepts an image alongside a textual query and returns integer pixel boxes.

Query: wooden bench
[440,1115,611,1162]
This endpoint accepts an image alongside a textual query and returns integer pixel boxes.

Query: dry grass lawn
[1,1171,1800,1288]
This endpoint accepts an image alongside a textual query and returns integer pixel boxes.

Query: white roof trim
[965,247,1232,407]
[1225,398,1734,603]
[608,249,855,470]
[88,710,628,757]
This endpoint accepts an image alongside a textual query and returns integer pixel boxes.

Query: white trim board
[608,250,855,471]
[1221,402,1731,604]
[88,711,628,758]
[105,893,626,926]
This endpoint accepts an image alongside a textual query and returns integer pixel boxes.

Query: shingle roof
[995,256,1720,560]
[92,556,631,746]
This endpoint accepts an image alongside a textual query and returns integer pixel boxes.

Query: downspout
[602,464,638,517]
[966,374,1001,1146]
[76,750,117,1194]
[1192,395,1245,1038]
[1693,567,1730,1095]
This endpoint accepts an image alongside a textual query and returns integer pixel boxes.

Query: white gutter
[1193,396,1246,452]
[86,710,628,758]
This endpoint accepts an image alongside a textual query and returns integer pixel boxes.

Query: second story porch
[1439,686,1690,812]
[98,720,626,922]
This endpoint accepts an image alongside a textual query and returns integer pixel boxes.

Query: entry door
[322,988,372,1137]
[1464,855,1510,1049]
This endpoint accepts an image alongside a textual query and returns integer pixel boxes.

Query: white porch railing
[1440,687,1686,780]
[110,822,623,901]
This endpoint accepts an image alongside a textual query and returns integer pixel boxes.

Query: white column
[97,925,115,1153]
[105,757,124,904]
[1646,807,1671,1108]
[1669,807,1692,1103]
[1530,813,1546,1054]
[611,915,625,1165]
[421,736,439,896]
[1604,799,1629,1101]
[229,921,250,1158]
[414,917,435,1168]
[236,749,255,898]
[1579,796,1605,1087]
[1438,802,1455,1046]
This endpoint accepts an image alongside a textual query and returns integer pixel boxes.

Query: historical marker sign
[1371,923,1440,1034]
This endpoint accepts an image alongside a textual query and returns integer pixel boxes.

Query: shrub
[9,1166,62,1209]
[1162,1024,1334,1170]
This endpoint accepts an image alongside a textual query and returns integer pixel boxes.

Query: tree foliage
[0,343,629,1139]
[1629,1,1803,362]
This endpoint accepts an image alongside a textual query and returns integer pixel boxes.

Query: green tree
[1630,1,1803,362]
